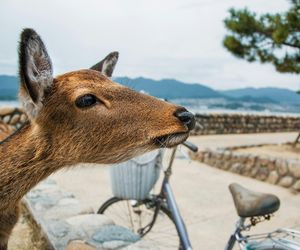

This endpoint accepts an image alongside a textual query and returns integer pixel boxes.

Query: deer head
[18,28,195,165]
[0,121,13,141]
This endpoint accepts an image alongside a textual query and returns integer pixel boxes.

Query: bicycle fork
[164,180,193,250]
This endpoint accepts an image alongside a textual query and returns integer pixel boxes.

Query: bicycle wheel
[98,197,181,249]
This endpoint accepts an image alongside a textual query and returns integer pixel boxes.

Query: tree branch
[258,29,300,49]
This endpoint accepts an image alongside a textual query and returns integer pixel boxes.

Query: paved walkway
[189,132,298,150]
[49,132,300,249]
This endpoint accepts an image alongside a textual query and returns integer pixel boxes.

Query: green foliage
[223,0,300,73]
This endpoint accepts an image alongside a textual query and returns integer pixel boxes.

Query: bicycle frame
[224,217,300,250]
[139,144,300,250]
[163,180,193,250]
[224,218,246,250]
[140,146,193,249]
[101,141,300,250]
[162,146,193,250]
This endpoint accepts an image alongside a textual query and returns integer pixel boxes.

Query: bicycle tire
[97,197,182,249]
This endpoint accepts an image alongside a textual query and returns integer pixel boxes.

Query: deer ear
[18,28,53,119]
[90,51,119,77]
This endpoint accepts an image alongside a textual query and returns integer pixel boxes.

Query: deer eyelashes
[75,94,99,108]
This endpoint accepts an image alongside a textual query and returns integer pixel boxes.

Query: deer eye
[75,94,98,108]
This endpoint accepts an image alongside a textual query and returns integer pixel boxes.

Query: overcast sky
[0,0,299,90]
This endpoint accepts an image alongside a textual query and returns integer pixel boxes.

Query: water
[1,99,300,117]
[171,98,300,117]
[0,100,20,107]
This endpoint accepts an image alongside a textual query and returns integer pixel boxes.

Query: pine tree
[223,0,300,74]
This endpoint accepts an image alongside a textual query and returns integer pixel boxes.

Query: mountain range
[114,77,300,105]
[221,88,300,104]
[114,77,222,99]
[1,75,300,105]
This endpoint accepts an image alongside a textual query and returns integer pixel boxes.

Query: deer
[0,28,195,250]
[0,122,13,142]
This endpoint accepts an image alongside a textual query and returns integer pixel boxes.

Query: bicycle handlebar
[182,141,198,152]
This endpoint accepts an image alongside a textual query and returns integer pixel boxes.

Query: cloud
[0,0,297,90]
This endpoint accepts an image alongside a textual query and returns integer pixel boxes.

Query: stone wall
[0,106,27,130]
[192,113,300,135]
[190,146,300,192]
[1,106,300,136]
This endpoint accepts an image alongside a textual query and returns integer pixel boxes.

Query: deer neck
[0,122,65,210]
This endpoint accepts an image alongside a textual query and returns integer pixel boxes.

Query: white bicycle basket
[110,149,163,200]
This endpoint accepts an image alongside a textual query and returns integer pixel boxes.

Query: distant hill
[0,75,299,105]
[114,77,222,99]
[0,75,18,100]
[221,87,300,104]
[231,95,278,104]
[0,75,222,100]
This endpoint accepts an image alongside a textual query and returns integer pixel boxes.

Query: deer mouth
[154,132,189,148]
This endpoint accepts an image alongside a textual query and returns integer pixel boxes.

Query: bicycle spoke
[99,198,181,249]
[126,201,135,231]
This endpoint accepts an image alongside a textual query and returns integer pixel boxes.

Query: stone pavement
[49,132,300,249]
[23,178,157,250]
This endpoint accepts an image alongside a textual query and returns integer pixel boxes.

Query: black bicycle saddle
[229,183,280,218]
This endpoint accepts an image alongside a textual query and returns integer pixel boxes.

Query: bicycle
[97,142,300,250]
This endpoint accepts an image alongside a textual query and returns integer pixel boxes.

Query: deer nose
[174,109,195,131]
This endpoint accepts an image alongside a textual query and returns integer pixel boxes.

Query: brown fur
[0,30,190,249]
[0,122,13,141]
